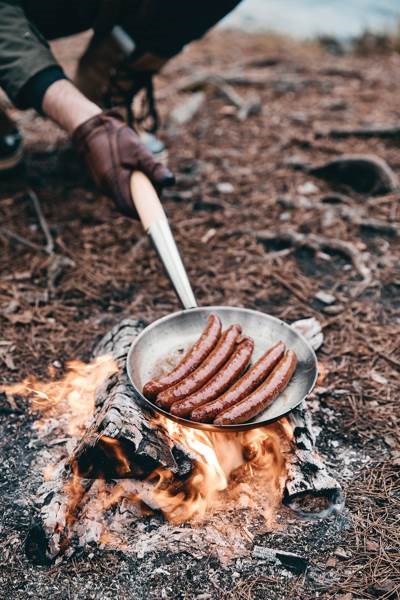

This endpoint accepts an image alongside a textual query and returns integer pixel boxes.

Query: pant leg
[121,0,242,58]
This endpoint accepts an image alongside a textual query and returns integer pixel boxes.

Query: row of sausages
[143,314,297,425]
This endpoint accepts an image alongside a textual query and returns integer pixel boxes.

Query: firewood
[25,317,342,564]
[72,319,194,480]
[25,319,194,564]
[284,402,344,518]
[288,319,343,518]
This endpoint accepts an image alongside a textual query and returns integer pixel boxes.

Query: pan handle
[130,171,198,310]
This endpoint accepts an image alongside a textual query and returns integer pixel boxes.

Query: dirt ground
[0,29,399,599]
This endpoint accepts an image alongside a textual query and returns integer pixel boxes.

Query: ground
[0,29,399,600]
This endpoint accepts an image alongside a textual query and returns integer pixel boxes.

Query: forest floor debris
[0,29,399,599]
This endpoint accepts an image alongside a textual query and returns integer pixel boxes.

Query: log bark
[286,319,344,518]
[284,402,344,519]
[71,319,194,480]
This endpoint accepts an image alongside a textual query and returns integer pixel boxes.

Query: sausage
[170,337,254,418]
[156,324,242,409]
[214,349,298,425]
[191,341,285,423]
[143,314,221,400]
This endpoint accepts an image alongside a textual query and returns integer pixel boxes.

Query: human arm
[43,79,174,217]
[0,1,174,217]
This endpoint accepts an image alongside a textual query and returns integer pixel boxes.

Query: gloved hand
[72,109,174,217]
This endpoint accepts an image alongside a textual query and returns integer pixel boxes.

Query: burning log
[25,316,342,564]
[71,319,194,480]
[26,319,194,564]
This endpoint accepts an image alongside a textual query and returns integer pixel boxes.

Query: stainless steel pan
[126,173,318,432]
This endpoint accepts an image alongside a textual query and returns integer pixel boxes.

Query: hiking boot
[0,109,23,171]
[74,30,168,162]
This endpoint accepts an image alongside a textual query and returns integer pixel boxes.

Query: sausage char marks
[191,341,285,423]
[143,313,221,400]
[214,349,298,425]
[156,324,242,409]
[170,337,254,418]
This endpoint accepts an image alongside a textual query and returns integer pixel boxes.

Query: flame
[317,361,329,385]
[146,416,292,525]
[1,355,117,435]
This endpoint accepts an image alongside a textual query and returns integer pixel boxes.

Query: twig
[316,202,399,236]
[177,71,332,93]
[0,189,56,256]
[28,189,55,254]
[175,74,261,120]
[270,272,310,305]
[257,229,373,293]
[0,227,46,253]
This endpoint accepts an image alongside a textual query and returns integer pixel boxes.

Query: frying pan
[126,172,318,432]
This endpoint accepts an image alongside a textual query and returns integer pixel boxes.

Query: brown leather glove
[72,110,174,217]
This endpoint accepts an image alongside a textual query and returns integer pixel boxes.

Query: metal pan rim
[126,305,318,432]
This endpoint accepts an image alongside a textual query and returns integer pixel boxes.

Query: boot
[74,30,168,162]
[0,109,23,172]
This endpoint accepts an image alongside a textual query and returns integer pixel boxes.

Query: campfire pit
[3,315,343,565]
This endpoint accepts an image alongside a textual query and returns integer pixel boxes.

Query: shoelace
[105,63,159,133]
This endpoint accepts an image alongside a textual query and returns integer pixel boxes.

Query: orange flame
[1,355,117,435]
[317,361,329,385]
[144,416,291,525]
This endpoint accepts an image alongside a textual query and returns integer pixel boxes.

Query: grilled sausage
[143,314,222,400]
[156,324,242,408]
[214,349,297,425]
[170,337,254,418]
[191,341,285,423]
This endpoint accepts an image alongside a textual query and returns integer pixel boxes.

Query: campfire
[2,317,342,566]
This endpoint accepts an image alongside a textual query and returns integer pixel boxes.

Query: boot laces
[105,63,159,133]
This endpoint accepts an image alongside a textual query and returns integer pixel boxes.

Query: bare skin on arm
[42,79,102,134]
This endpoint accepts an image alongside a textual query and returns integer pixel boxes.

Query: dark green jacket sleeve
[0,0,65,108]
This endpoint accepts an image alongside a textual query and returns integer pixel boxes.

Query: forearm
[42,79,101,135]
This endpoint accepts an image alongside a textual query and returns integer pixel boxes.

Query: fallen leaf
[366,539,379,552]
[1,300,19,316]
[334,547,351,559]
[217,182,234,194]
[297,181,319,195]
[384,435,397,449]
[370,371,388,385]
[325,556,337,568]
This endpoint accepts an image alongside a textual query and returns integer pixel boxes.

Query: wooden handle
[130,171,166,231]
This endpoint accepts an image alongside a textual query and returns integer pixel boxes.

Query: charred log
[287,319,344,518]
[72,319,194,480]
[26,319,195,564]
[284,401,344,519]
